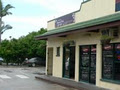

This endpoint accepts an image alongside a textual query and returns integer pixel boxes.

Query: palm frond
[0,23,12,34]
[1,4,14,17]
[4,4,14,12]
[2,11,12,16]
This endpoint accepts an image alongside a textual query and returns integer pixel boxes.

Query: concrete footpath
[35,75,109,90]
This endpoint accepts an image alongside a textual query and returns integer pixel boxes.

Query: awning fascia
[36,20,120,40]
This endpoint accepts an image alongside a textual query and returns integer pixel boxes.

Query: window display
[102,43,120,81]
[102,44,113,79]
[80,45,96,84]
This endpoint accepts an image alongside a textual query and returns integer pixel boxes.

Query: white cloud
[29,0,82,14]
[3,16,48,28]
[4,0,83,18]
[2,15,49,40]
[8,0,82,15]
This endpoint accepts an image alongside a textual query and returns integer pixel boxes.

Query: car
[0,57,3,60]
[0,57,4,65]
[25,57,45,67]
[22,60,28,65]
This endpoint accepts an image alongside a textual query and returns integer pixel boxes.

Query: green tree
[0,39,12,65]
[0,28,47,65]
[0,0,14,42]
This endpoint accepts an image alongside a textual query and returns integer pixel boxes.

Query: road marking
[0,75,11,79]
[16,75,29,79]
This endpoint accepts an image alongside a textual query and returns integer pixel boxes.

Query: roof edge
[46,12,120,33]
[36,20,120,40]
[48,0,91,22]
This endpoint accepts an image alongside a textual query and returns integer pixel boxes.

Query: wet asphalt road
[0,66,78,90]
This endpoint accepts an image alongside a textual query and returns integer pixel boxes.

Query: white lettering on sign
[55,13,75,28]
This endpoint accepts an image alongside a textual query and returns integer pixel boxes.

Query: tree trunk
[0,18,2,43]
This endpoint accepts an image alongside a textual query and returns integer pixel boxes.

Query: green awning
[36,12,120,40]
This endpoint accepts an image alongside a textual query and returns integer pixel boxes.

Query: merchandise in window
[80,45,96,84]
[102,44,120,81]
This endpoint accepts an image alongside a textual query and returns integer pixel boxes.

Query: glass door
[90,45,96,84]
[63,46,70,78]
[79,45,96,84]
[63,46,75,79]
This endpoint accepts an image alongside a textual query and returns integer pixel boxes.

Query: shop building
[36,0,120,89]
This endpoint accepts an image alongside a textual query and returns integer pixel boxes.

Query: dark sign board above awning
[116,0,120,11]
[55,13,75,28]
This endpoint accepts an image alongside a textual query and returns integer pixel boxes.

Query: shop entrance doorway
[63,46,75,79]
[47,48,53,75]
[79,45,96,84]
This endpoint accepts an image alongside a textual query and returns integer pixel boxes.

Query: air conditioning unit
[101,27,119,38]
[112,27,119,38]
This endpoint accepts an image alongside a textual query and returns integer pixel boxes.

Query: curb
[35,75,109,90]
[35,76,83,90]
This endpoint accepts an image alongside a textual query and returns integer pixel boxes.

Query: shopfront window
[102,44,120,81]
[80,45,96,84]
[114,44,120,80]
[102,44,113,79]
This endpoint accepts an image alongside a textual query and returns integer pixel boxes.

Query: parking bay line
[0,75,11,79]
[16,75,29,79]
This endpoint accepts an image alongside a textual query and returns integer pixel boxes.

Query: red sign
[117,55,120,60]
[116,0,120,3]
[91,48,96,52]
[116,44,120,49]
[104,45,112,50]
[83,48,89,52]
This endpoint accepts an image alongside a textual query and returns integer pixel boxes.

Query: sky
[2,0,83,40]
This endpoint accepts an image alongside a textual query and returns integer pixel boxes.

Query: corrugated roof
[36,12,120,39]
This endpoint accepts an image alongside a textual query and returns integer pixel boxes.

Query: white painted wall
[47,0,116,30]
